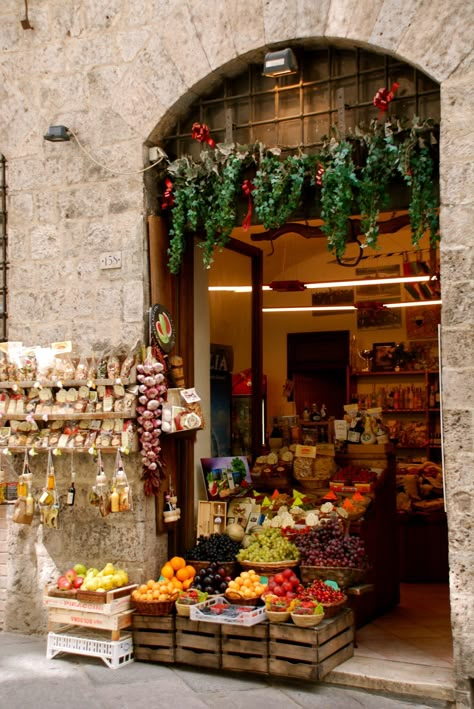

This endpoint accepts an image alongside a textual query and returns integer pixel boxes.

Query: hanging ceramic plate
[150,304,176,353]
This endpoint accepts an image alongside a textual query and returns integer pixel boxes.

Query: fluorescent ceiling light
[263,300,442,313]
[208,275,433,293]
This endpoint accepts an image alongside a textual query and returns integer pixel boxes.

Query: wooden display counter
[335,444,399,627]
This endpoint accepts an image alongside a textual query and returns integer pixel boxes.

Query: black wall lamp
[43,125,71,142]
[263,48,298,77]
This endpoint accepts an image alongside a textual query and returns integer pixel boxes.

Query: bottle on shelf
[310,403,321,421]
[302,402,310,422]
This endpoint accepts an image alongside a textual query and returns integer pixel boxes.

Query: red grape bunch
[294,519,368,568]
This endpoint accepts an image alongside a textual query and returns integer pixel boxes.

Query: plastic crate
[190,596,266,627]
[47,627,133,669]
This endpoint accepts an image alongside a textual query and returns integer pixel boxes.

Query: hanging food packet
[75,356,89,381]
[12,451,34,525]
[107,348,121,380]
[120,339,140,379]
[96,349,109,379]
[87,355,97,382]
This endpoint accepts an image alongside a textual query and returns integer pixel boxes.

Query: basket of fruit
[224,569,266,606]
[237,527,300,576]
[263,594,292,623]
[300,579,348,618]
[132,582,179,616]
[175,589,208,617]
[290,599,325,627]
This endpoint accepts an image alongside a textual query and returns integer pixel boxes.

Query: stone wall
[0,0,473,703]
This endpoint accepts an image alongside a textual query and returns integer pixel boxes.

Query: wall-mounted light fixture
[43,125,167,175]
[209,274,435,293]
[262,299,442,314]
[263,48,298,77]
[43,125,71,142]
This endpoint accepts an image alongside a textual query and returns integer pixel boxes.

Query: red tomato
[273,573,285,585]
[273,585,284,597]
[282,568,294,579]
[282,581,293,593]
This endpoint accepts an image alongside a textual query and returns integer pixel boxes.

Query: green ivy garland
[252,152,307,229]
[319,139,359,258]
[162,118,440,273]
[357,123,399,249]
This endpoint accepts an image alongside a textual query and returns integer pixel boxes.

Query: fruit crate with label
[44,584,137,668]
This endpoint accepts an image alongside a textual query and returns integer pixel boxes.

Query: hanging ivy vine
[161,117,440,274]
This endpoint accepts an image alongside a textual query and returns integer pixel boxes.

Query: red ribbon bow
[241,179,255,231]
[373,82,400,116]
[191,122,216,148]
[315,163,325,187]
[161,178,174,210]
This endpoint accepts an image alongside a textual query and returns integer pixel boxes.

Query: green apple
[86,567,99,577]
[73,563,87,577]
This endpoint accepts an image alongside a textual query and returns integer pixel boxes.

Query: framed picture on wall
[372,342,396,371]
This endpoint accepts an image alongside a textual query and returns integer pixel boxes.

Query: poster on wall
[355,265,402,330]
[200,456,252,501]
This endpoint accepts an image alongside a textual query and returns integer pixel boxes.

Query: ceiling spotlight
[43,125,71,142]
[263,48,298,77]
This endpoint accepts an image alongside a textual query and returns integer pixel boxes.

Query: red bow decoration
[315,163,325,187]
[161,178,174,210]
[191,122,216,148]
[241,179,255,231]
[373,82,399,116]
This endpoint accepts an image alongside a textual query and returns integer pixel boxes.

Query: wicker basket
[293,477,330,492]
[300,566,367,588]
[320,596,348,618]
[266,609,291,623]
[290,611,325,627]
[239,560,299,576]
[224,591,263,606]
[175,601,192,617]
[132,596,178,616]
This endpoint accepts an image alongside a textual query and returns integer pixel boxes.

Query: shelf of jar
[0,412,136,421]
[349,370,436,377]
[0,378,136,389]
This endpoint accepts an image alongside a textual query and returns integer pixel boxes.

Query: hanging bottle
[67,474,76,506]
[25,482,34,516]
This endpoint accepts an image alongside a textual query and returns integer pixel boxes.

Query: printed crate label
[47,606,134,631]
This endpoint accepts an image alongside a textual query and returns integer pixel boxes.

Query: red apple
[57,575,72,590]
[65,568,77,583]
[273,573,285,585]
[273,585,284,597]
[282,581,293,594]
[73,576,84,589]
[282,568,294,579]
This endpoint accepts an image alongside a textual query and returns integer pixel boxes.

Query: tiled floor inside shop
[326,582,455,703]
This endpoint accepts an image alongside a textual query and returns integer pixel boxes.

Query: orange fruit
[176,568,188,582]
[147,579,155,589]
[161,563,174,579]
[170,556,186,571]
[184,565,196,579]
[171,577,183,590]
[182,578,193,590]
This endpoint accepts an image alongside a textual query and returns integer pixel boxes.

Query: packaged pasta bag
[120,339,140,379]
[75,356,89,381]
[107,346,122,380]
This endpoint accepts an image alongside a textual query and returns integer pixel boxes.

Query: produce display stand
[44,585,137,668]
[131,606,355,682]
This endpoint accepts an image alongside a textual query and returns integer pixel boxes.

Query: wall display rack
[0,378,138,454]
[349,369,441,463]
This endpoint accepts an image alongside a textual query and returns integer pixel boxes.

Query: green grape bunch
[237,527,300,563]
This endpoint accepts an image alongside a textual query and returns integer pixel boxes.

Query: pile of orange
[132,579,179,602]
[225,570,266,600]
[160,556,196,591]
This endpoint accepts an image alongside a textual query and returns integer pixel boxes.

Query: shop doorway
[153,42,450,688]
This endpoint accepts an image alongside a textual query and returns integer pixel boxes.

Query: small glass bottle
[47,465,56,491]
[67,473,76,506]
[110,487,119,513]
[25,483,34,516]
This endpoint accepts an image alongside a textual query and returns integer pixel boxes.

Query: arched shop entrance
[146,44,456,702]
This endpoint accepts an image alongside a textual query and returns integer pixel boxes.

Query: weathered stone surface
[294,0,331,39]
[369,0,423,53]
[441,283,474,326]
[396,1,474,82]
[440,160,474,207]
[441,327,474,368]
[123,280,145,322]
[326,0,384,43]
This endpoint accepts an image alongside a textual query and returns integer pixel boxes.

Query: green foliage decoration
[162,118,440,273]
[319,138,359,258]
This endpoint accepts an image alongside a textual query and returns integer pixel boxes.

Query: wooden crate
[269,608,354,681]
[132,614,175,663]
[76,584,137,604]
[47,607,134,642]
[175,616,221,669]
[221,622,268,674]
